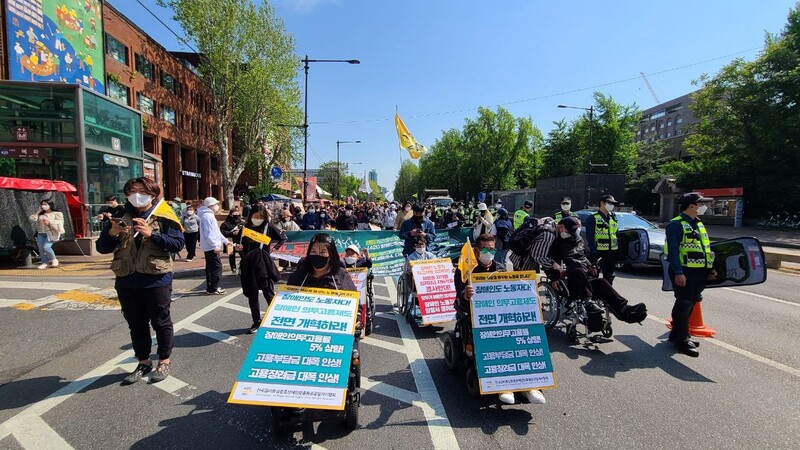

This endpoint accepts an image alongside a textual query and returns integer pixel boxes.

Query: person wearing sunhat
[472,202,494,241]
[341,244,372,269]
[586,194,621,284]
[664,192,717,357]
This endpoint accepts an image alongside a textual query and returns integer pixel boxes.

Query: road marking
[220,302,252,315]
[646,313,800,379]
[8,414,74,450]
[384,277,460,450]
[362,336,407,354]
[183,322,239,346]
[0,281,87,291]
[0,289,244,443]
[118,361,190,395]
[361,376,421,405]
[723,287,800,308]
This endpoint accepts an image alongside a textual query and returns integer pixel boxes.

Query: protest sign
[228,286,359,410]
[410,258,457,325]
[347,267,369,328]
[470,271,556,394]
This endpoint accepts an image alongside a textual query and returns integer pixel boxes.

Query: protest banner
[410,258,457,325]
[470,271,556,394]
[270,228,472,276]
[228,286,359,410]
[347,267,369,328]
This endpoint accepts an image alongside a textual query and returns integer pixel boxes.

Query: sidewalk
[0,251,208,278]
[706,225,800,249]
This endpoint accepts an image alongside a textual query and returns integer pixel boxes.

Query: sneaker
[122,363,152,385]
[521,389,546,404]
[246,325,259,334]
[206,288,226,295]
[498,392,516,405]
[150,361,170,383]
[231,267,236,274]
[37,263,48,270]
[49,259,59,268]
[186,258,193,262]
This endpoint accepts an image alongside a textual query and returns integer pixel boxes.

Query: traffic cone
[666,303,716,337]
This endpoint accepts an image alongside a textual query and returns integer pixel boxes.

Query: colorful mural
[4,0,105,93]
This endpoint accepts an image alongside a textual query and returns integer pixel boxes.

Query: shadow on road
[0,373,126,411]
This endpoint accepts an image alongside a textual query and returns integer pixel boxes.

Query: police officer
[463,201,476,227]
[665,192,717,357]
[513,200,533,229]
[554,196,575,221]
[586,194,620,284]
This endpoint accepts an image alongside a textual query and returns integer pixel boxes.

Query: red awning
[0,177,77,192]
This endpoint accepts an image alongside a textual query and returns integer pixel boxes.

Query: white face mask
[560,231,572,239]
[128,193,153,208]
[451,208,458,213]
[40,204,50,211]
[344,256,357,265]
[606,204,615,212]
[561,203,571,211]
[696,205,708,215]
[308,209,315,214]
[478,252,494,265]
[211,204,220,213]
[415,247,425,255]
[250,218,264,226]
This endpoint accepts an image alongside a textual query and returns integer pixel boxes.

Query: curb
[173,268,206,279]
[710,236,800,250]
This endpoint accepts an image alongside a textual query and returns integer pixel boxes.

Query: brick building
[634,92,698,159]
[102,2,223,202]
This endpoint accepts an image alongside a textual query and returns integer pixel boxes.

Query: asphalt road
[0,268,798,449]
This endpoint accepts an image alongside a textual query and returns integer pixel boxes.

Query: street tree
[161,0,301,208]
[393,160,420,202]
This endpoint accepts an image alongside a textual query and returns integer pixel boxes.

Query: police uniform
[591,210,618,283]
[553,210,574,221]
[513,201,533,229]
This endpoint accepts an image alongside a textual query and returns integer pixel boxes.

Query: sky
[110,0,798,193]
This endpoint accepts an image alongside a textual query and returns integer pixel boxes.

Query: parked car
[575,210,664,266]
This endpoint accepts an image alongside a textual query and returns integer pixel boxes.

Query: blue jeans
[37,234,56,264]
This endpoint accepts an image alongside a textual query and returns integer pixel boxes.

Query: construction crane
[640,72,660,104]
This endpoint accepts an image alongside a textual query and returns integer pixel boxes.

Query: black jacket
[336,213,358,231]
[240,246,280,299]
[453,260,506,313]
[287,265,357,291]
[544,234,592,280]
[220,217,244,244]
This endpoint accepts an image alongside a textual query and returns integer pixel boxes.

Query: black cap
[679,192,713,210]
[560,196,572,202]
[599,194,620,205]
[345,204,353,210]
[412,203,425,213]
[558,216,581,232]
[523,200,533,208]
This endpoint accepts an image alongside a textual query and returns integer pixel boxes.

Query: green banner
[272,228,473,277]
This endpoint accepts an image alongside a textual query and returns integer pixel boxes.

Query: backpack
[495,219,512,243]
[507,217,544,255]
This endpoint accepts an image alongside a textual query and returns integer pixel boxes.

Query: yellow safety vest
[513,209,529,229]
[554,210,574,221]
[665,216,714,269]
[593,212,618,251]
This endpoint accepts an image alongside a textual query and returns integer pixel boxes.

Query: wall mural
[5,0,105,93]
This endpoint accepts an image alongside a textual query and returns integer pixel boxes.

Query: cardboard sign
[470,271,556,394]
[347,268,369,329]
[228,286,359,410]
[410,258,457,325]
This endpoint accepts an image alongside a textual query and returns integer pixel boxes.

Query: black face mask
[413,215,423,223]
[308,254,328,270]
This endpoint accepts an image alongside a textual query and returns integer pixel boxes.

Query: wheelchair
[442,306,481,396]
[537,271,614,344]
[395,262,424,327]
[364,271,375,336]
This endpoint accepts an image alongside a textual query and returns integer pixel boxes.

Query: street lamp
[302,56,360,201]
[558,104,594,208]
[336,140,361,204]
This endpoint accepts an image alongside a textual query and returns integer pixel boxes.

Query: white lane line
[361,376,421,405]
[151,376,189,395]
[8,414,74,450]
[0,289,244,442]
[723,287,800,308]
[385,277,460,450]
[646,313,800,379]
[0,281,87,291]
[0,299,29,308]
[220,302,252,315]
[362,336,407,354]
[182,322,239,346]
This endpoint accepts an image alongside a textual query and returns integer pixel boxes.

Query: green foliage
[393,160,420,202]
[625,140,667,212]
[316,161,344,199]
[679,4,800,216]
[417,107,542,201]
[0,158,16,177]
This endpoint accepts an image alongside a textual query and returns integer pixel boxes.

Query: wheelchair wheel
[565,324,579,344]
[465,367,480,397]
[602,322,613,338]
[344,395,359,430]
[538,282,561,330]
[365,302,375,336]
[443,332,463,372]
[271,407,290,438]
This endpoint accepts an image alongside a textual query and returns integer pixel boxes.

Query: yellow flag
[149,199,184,231]
[458,241,478,283]
[241,226,272,246]
[395,113,428,159]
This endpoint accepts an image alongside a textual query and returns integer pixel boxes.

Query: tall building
[634,92,698,159]
[368,169,377,183]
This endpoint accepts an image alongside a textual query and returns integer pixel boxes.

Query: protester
[96,177,184,385]
[198,197,229,294]
[220,209,244,274]
[301,205,321,230]
[95,195,125,223]
[399,203,436,256]
[181,204,200,262]
[383,203,398,230]
[442,202,465,229]
[29,199,64,269]
[278,209,301,232]
[336,204,358,230]
[342,244,372,269]
[473,202,494,241]
[395,201,413,230]
[491,207,513,266]
[235,204,281,334]
[453,233,547,405]
[287,233,357,291]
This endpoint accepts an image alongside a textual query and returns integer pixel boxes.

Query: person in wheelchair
[542,217,647,325]
[453,233,547,406]
[342,244,373,269]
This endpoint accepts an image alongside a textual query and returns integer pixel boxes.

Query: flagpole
[133,198,164,238]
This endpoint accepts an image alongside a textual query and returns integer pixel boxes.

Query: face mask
[345,211,352,217]
[211,204,220,213]
[41,204,50,211]
[478,249,495,265]
[250,218,264,226]
[451,208,458,213]
[561,203,571,211]
[128,193,153,208]
[187,210,194,216]
[606,204,615,212]
[308,254,328,270]
[560,231,572,239]
[697,205,708,215]
[415,247,425,255]
[344,256,357,265]
[308,209,315,214]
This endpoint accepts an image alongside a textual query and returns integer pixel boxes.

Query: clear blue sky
[111,0,798,193]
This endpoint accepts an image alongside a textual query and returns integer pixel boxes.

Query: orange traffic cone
[666,303,716,337]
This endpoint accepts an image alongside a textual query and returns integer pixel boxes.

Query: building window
[105,34,128,65]
[211,156,219,171]
[650,125,655,132]
[667,131,672,138]
[658,134,664,139]
[659,122,665,129]
[135,54,154,81]
[161,104,176,125]
[636,130,641,135]
[676,116,683,124]
[161,72,177,94]
[667,120,672,127]
[137,93,154,115]
[107,78,129,105]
